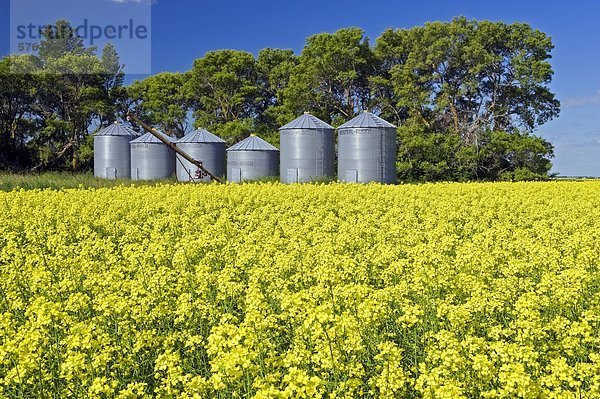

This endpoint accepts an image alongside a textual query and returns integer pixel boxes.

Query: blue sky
[1,0,600,176]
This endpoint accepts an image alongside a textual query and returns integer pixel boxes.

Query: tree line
[0,17,560,181]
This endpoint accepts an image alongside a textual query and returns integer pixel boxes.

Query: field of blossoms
[1,181,599,398]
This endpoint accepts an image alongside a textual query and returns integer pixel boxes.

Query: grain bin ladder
[126,113,222,183]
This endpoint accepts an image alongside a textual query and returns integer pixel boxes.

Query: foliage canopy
[0,17,559,181]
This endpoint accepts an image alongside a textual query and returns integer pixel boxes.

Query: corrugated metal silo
[93,122,140,179]
[175,129,226,182]
[337,111,397,184]
[227,135,279,182]
[130,131,176,181]
[279,112,335,183]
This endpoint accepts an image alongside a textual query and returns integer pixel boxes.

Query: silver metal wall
[130,143,176,181]
[227,150,279,182]
[280,128,335,183]
[94,135,133,179]
[175,142,226,182]
[337,127,397,184]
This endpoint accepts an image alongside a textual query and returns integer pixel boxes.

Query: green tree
[478,130,554,181]
[0,20,126,171]
[38,19,95,60]
[0,55,40,169]
[374,17,559,180]
[30,20,125,170]
[0,18,560,179]
[98,43,126,126]
[285,27,376,125]
[375,17,559,138]
[255,48,297,138]
[396,122,470,182]
[128,72,190,137]
[33,54,105,170]
[188,50,260,142]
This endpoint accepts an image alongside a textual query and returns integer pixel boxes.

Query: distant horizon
[1,0,599,176]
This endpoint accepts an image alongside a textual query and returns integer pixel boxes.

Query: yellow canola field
[1,181,600,398]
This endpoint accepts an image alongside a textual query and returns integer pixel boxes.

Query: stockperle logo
[15,19,149,46]
[10,0,152,74]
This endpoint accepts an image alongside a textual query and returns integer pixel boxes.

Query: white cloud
[563,91,600,109]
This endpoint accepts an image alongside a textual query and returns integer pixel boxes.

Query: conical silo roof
[130,130,175,143]
[279,112,334,130]
[227,135,279,152]
[338,111,396,129]
[176,128,226,143]
[95,122,140,137]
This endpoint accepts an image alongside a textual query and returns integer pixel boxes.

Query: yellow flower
[0,181,599,397]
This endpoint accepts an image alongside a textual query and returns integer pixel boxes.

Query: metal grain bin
[227,135,279,183]
[130,131,176,181]
[279,112,335,183]
[175,129,226,183]
[93,122,140,179]
[337,112,397,184]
